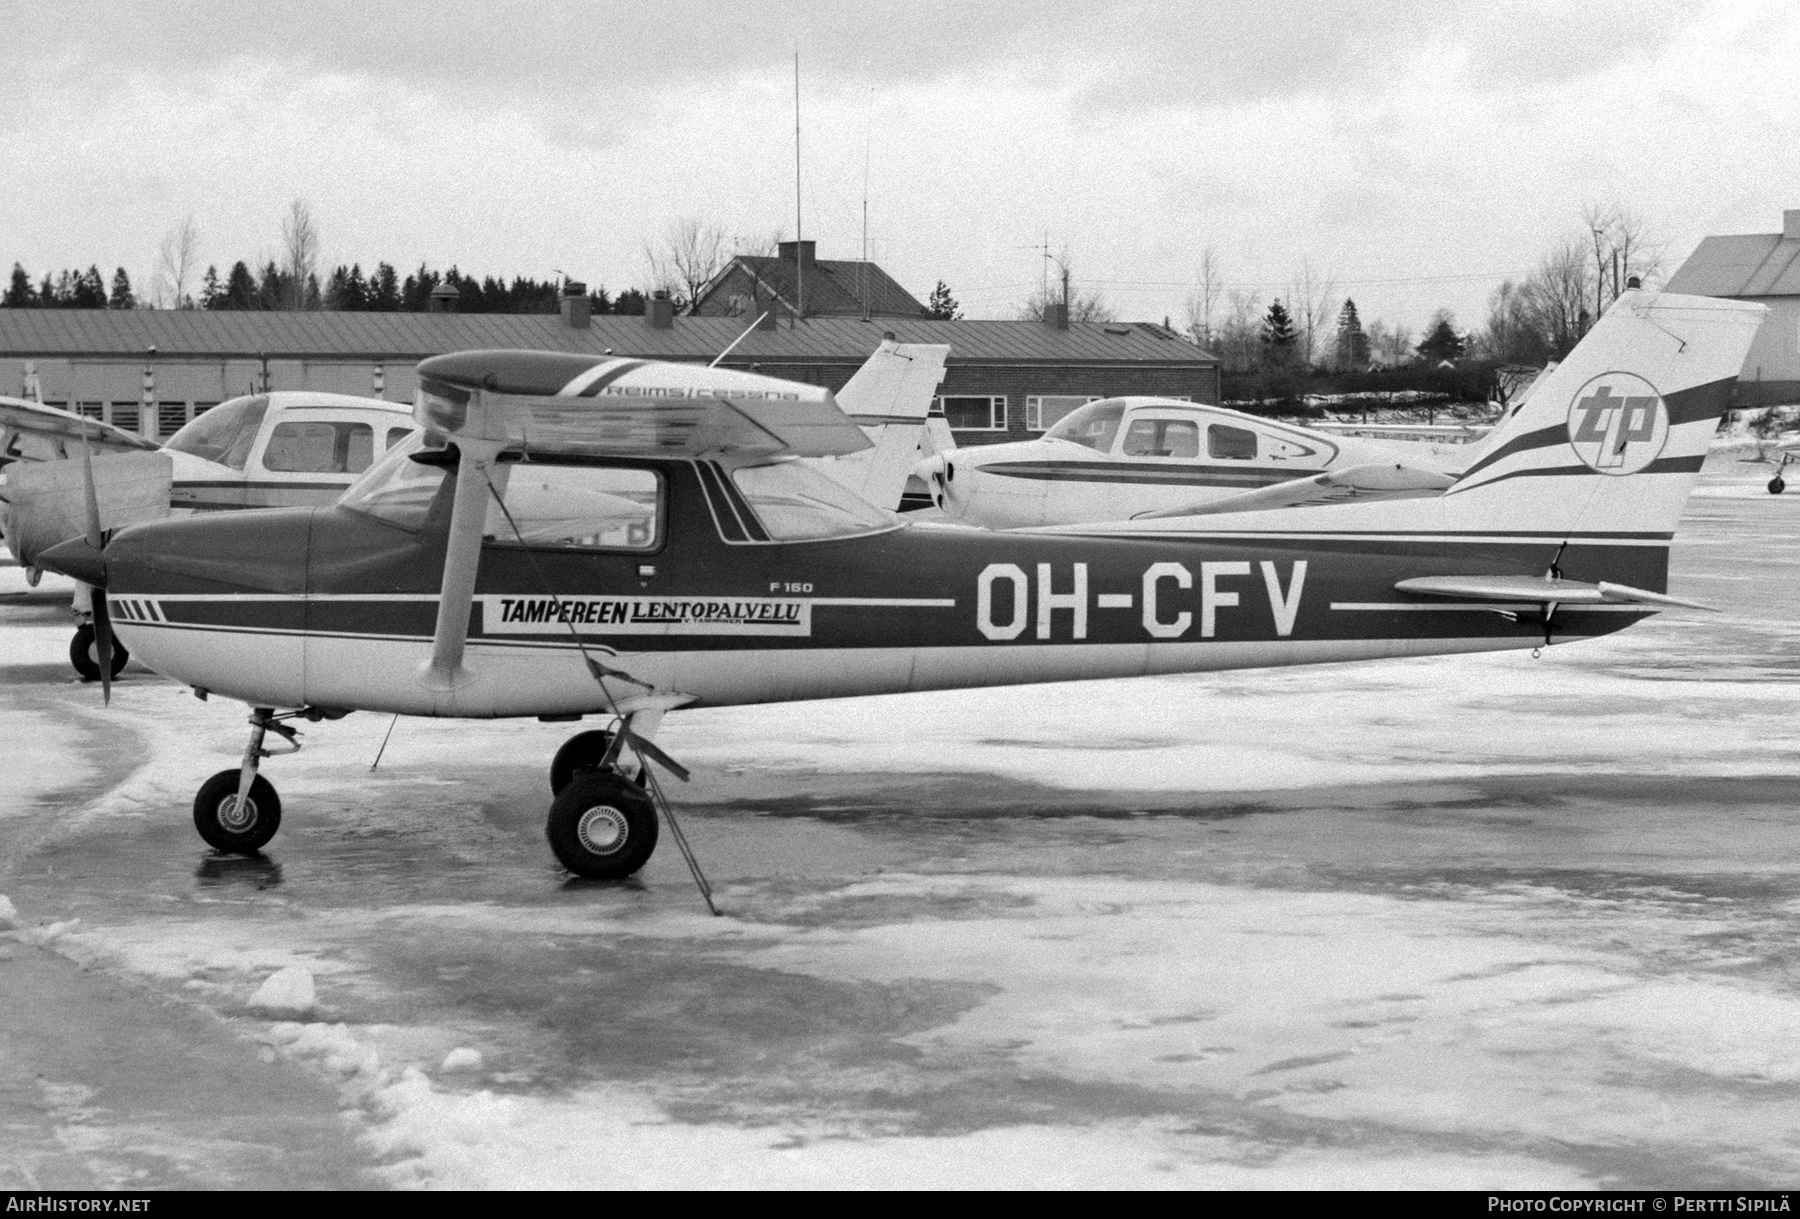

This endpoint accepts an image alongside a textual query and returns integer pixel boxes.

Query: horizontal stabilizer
[0,395,162,454]
[1136,462,1455,519]
[1394,575,1715,611]
[415,350,871,459]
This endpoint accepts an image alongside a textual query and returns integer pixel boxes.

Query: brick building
[688,240,927,322]
[0,297,1220,448]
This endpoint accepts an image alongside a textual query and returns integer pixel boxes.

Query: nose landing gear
[1770,476,1786,495]
[191,707,319,854]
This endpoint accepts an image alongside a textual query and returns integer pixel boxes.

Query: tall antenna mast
[861,86,872,322]
[793,50,804,327]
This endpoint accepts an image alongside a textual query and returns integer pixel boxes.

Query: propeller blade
[92,589,114,706]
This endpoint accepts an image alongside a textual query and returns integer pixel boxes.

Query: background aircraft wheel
[550,729,616,795]
[193,769,282,854]
[1771,477,1787,495]
[69,624,129,682]
[546,772,658,880]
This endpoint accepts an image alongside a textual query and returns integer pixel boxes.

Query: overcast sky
[5,0,1797,334]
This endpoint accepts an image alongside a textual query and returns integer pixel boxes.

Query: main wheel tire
[193,769,282,854]
[546,772,658,880]
[1771,476,1787,495]
[549,729,616,795]
[69,624,129,683]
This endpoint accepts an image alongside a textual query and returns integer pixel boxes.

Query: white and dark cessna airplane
[35,290,1763,886]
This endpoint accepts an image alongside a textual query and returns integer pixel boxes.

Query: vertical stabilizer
[812,339,950,509]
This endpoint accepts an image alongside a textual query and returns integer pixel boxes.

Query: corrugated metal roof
[0,310,1217,366]
[1666,233,1800,297]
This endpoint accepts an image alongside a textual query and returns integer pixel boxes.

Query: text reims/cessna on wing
[36,291,1765,884]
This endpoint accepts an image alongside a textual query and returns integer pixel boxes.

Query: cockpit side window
[1043,399,1127,452]
[165,395,269,470]
[1121,418,1200,459]
[1207,424,1258,460]
[336,431,450,529]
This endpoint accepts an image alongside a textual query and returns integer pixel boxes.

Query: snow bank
[248,966,317,1016]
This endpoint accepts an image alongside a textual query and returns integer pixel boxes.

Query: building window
[1026,395,1100,432]
[158,401,189,438]
[932,395,1007,431]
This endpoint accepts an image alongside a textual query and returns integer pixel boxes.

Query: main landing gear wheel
[546,772,659,880]
[193,769,282,854]
[1771,476,1787,495]
[550,729,617,795]
[70,624,129,682]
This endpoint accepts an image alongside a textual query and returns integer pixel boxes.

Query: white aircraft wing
[1310,421,1492,439]
[1134,462,1456,519]
[415,351,871,459]
[0,396,161,455]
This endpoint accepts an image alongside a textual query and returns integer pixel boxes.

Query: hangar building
[0,293,1219,448]
[1665,208,1800,406]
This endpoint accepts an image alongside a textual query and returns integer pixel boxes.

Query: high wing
[0,395,162,458]
[1133,461,1456,519]
[414,351,872,459]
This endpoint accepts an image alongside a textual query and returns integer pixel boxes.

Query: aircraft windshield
[1043,399,1127,451]
[165,395,269,469]
[732,460,894,541]
[337,431,448,528]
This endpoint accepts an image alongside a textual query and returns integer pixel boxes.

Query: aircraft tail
[1437,290,1764,537]
[811,339,950,510]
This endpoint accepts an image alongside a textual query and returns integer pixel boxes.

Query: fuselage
[919,398,1473,528]
[98,448,1659,718]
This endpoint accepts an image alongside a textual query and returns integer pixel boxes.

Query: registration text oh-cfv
[976,561,1307,641]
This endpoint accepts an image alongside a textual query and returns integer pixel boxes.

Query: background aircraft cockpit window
[732,459,894,541]
[262,420,376,474]
[1042,399,1127,452]
[1121,418,1200,459]
[484,463,660,551]
[337,431,448,528]
[165,395,269,469]
[1207,423,1258,460]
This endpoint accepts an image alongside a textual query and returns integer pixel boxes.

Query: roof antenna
[793,48,804,329]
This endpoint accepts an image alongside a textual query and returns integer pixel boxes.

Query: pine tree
[3,263,36,307]
[73,266,107,308]
[1261,300,1297,349]
[369,262,400,311]
[222,261,258,309]
[109,267,136,309]
[1416,313,1465,363]
[1333,298,1369,369]
[200,265,223,309]
[926,280,961,320]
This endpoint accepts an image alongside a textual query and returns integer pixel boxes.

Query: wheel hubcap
[218,795,257,833]
[576,805,629,855]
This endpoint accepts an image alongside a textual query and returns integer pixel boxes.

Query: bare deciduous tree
[1217,289,1264,373]
[645,218,731,310]
[279,199,321,311]
[1183,246,1222,349]
[152,215,201,309]
[1288,261,1337,369]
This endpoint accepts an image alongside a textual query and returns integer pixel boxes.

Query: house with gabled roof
[1665,209,1800,406]
[688,241,927,322]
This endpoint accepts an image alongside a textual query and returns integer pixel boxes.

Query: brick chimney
[647,289,675,329]
[1786,209,1800,241]
[1044,301,1069,330]
[777,239,816,268]
[428,284,460,313]
[560,280,591,329]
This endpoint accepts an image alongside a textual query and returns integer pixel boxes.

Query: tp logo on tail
[1566,373,1668,475]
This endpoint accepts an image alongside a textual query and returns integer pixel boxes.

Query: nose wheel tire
[193,769,282,854]
[1771,476,1787,495]
[550,729,617,795]
[70,624,129,682]
[546,772,658,880]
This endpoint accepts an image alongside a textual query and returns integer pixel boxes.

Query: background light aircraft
[914,397,1481,528]
[1739,434,1799,493]
[36,291,1764,891]
[2,390,414,678]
